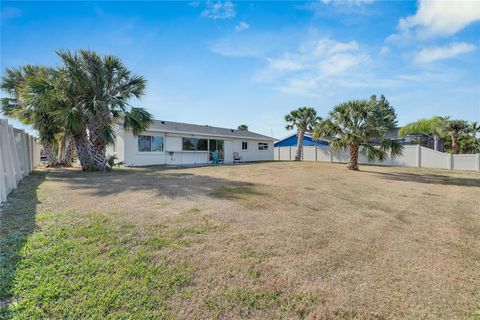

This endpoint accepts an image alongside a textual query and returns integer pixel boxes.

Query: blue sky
[1,0,479,138]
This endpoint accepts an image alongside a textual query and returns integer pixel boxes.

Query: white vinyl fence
[0,119,42,203]
[274,145,480,172]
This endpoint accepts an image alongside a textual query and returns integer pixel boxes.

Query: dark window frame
[258,142,269,151]
[138,135,164,152]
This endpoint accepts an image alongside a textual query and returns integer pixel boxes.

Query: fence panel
[0,119,41,203]
[452,154,479,171]
[390,145,418,167]
[316,147,331,162]
[274,145,479,172]
[302,146,316,161]
[420,147,450,169]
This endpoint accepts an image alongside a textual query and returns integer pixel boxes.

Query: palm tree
[445,120,469,154]
[57,50,152,170]
[0,66,62,166]
[399,116,449,151]
[469,121,480,137]
[313,95,403,170]
[237,124,248,131]
[285,107,320,161]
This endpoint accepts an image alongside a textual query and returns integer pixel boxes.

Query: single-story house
[274,133,329,148]
[107,120,275,166]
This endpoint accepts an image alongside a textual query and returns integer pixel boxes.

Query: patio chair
[211,151,224,164]
[233,152,242,163]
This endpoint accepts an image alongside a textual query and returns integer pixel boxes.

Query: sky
[1,0,479,139]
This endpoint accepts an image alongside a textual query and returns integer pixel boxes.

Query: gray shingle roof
[147,120,275,141]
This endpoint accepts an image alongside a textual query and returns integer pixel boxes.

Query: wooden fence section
[0,119,41,203]
[274,145,480,172]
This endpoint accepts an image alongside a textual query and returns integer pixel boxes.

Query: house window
[197,139,208,151]
[258,142,269,151]
[182,138,209,151]
[242,141,248,150]
[138,135,164,152]
[182,138,196,151]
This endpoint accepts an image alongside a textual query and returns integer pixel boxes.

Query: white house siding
[115,129,274,166]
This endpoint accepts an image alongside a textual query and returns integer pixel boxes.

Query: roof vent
[160,121,165,124]
[231,129,234,132]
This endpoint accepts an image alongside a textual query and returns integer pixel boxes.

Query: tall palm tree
[57,50,152,170]
[285,107,320,161]
[313,95,403,170]
[445,120,469,154]
[399,116,449,151]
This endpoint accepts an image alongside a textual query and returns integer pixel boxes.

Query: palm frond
[123,107,153,136]
[361,143,388,162]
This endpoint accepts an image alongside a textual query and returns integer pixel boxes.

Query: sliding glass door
[208,139,224,161]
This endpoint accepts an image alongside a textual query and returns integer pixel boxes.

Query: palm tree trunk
[58,135,75,166]
[87,108,112,171]
[60,136,76,166]
[433,134,439,151]
[451,135,457,154]
[347,143,360,170]
[74,131,92,171]
[90,143,107,171]
[43,141,58,167]
[87,120,108,171]
[295,129,305,161]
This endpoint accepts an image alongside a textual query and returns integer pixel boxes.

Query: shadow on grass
[364,170,480,187]
[44,166,262,199]
[0,171,46,318]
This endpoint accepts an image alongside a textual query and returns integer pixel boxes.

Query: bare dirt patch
[2,162,479,319]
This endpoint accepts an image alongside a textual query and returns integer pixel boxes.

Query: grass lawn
[1,162,479,319]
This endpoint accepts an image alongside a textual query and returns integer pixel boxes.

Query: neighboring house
[370,127,444,151]
[397,133,444,151]
[274,133,329,148]
[107,120,275,166]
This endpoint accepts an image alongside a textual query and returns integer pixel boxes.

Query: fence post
[477,153,480,172]
[416,145,421,168]
[315,146,318,162]
[448,153,453,170]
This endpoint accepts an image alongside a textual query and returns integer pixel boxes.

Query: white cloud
[235,21,250,32]
[201,1,235,20]
[254,37,371,95]
[380,46,389,54]
[414,42,476,63]
[390,0,480,40]
[264,38,364,75]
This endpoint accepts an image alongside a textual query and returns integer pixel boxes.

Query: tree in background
[285,107,320,161]
[469,121,479,137]
[313,95,403,170]
[237,124,248,131]
[445,120,469,154]
[399,116,449,151]
[443,120,479,154]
